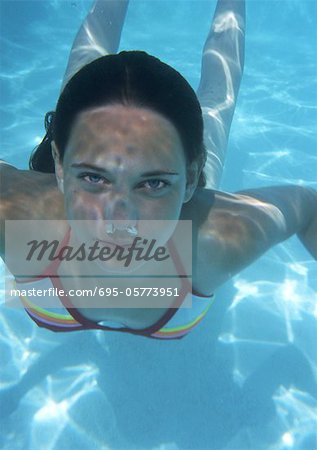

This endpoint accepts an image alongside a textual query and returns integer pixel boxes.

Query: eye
[141,179,170,191]
[79,172,109,185]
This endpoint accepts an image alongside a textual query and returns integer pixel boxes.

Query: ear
[51,141,64,194]
[183,161,200,203]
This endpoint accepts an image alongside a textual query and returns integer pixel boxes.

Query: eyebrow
[70,163,179,177]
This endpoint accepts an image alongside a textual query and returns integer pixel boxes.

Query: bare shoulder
[199,188,285,230]
[185,187,263,225]
[185,187,284,292]
[0,165,66,256]
[0,165,65,220]
[191,188,264,255]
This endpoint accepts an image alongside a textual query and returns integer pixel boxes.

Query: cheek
[137,185,182,216]
[164,186,186,217]
[64,188,101,221]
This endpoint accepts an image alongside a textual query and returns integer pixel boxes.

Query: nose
[104,192,138,226]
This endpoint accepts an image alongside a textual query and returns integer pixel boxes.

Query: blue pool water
[1,1,317,449]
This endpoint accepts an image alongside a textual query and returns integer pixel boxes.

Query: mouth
[96,238,134,248]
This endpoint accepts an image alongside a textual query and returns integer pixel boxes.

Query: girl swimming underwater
[1,0,316,340]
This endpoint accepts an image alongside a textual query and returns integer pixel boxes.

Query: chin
[94,257,147,275]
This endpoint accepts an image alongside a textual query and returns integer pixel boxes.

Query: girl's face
[53,105,198,270]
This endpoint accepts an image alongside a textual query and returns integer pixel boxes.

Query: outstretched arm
[236,185,317,260]
[198,185,317,291]
[61,0,129,91]
[198,0,245,189]
[210,185,317,275]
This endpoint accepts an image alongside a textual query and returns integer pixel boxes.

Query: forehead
[68,104,182,151]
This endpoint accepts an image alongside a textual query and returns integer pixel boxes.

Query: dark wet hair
[29,51,207,186]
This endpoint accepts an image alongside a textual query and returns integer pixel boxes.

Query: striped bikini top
[15,229,214,340]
